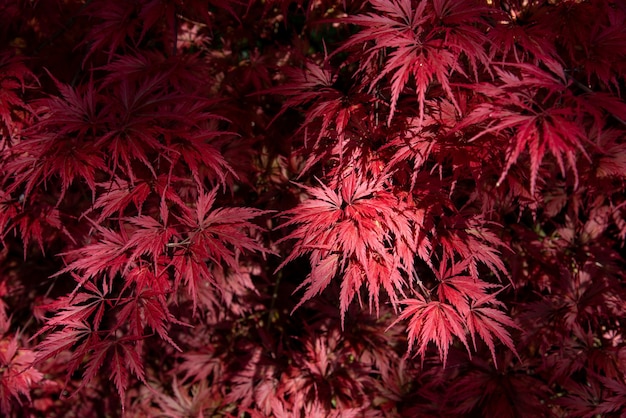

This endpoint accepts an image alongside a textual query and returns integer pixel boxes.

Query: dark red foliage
[1,0,625,416]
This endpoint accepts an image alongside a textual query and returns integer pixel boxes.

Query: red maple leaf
[0,335,43,414]
[464,291,520,367]
[339,0,488,125]
[391,294,470,365]
[172,189,267,310]
[460,63,588,193]
[279,171,423,322]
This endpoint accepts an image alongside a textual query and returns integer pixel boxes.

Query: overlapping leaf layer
[1,0,625,416]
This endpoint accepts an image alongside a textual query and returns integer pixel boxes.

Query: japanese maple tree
[0,0,625,416]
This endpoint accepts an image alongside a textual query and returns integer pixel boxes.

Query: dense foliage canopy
[1,0,626,416]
